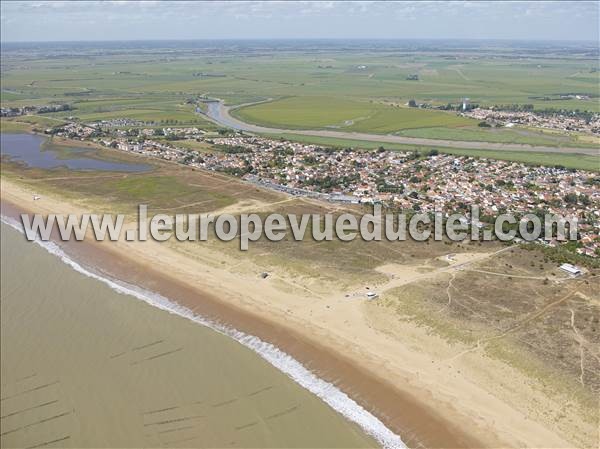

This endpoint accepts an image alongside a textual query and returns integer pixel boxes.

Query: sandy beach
[1,221,376,448]
[0,177,584,448]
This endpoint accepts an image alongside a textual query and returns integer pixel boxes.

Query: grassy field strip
[275,133,600,171]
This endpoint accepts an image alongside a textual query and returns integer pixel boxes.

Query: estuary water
[0,133,150,172]
[0,222,381,448]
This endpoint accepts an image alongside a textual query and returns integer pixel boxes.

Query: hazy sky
[1,1,598,42]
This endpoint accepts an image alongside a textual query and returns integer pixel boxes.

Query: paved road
[204,101,599,156]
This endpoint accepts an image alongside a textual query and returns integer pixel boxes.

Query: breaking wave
[1,215,406,449]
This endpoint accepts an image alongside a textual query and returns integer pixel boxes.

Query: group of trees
[377,182,404,194]
[491,104,597,121]
[37,104,72,114]
[303,173,361,191]
[159,119,202,125]
[218,164,253,177]
[564,193,592,206]
[302,155,319,165]
[437,102,480,111]
[216,145,252,154]
[491,104,535,112]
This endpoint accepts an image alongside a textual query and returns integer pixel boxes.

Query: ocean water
[0,221,404,448]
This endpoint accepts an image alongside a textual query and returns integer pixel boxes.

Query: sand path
[2,178,586,449]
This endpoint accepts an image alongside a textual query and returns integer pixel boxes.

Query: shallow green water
[0,223,375,448]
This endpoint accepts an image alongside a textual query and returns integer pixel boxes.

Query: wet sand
[1,221,377,448]
[1,199,483,449]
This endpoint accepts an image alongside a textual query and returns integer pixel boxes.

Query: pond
[1,133,151,172]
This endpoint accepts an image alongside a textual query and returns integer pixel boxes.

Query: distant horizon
[2,37,599,44]
[0,37,600,49]
[2,1,598,43]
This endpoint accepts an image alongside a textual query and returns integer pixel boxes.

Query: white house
[559,263,582,276]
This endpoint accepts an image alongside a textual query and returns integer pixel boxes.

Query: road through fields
[204,101,599,156]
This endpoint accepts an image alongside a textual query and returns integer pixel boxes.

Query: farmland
[273,133,599,171]
[1,40,598,145]
[231,96,475,132]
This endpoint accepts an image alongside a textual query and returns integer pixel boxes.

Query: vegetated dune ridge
[0,193,471,449]
[3,175,594,449]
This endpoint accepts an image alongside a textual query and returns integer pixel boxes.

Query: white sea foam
[1,215,406,449]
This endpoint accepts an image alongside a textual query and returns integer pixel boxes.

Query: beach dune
[0,178,585,449]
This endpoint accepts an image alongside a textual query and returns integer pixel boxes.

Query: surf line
[1,215,406,449]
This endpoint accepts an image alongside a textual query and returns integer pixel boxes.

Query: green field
[398,126,595,147]
[49,97,216,127]
[434,148,599,171]
[0,115,67,132]
[0,119,31,133]
[1,40,598,157]
[235,95,596,147]
[232,96,474,132]
[276,133,599,171]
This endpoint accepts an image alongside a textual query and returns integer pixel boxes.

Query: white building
[559,263,582,276]
[462,98,470,111]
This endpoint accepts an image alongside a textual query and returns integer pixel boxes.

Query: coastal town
[43,120,600,258]
[463,107,600,135]
[2,13,600,449]
[1,103,72,117]
[5,99,599,135]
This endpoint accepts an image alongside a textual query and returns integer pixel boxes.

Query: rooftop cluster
[48,125,600,258]
[464,108,600,134]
